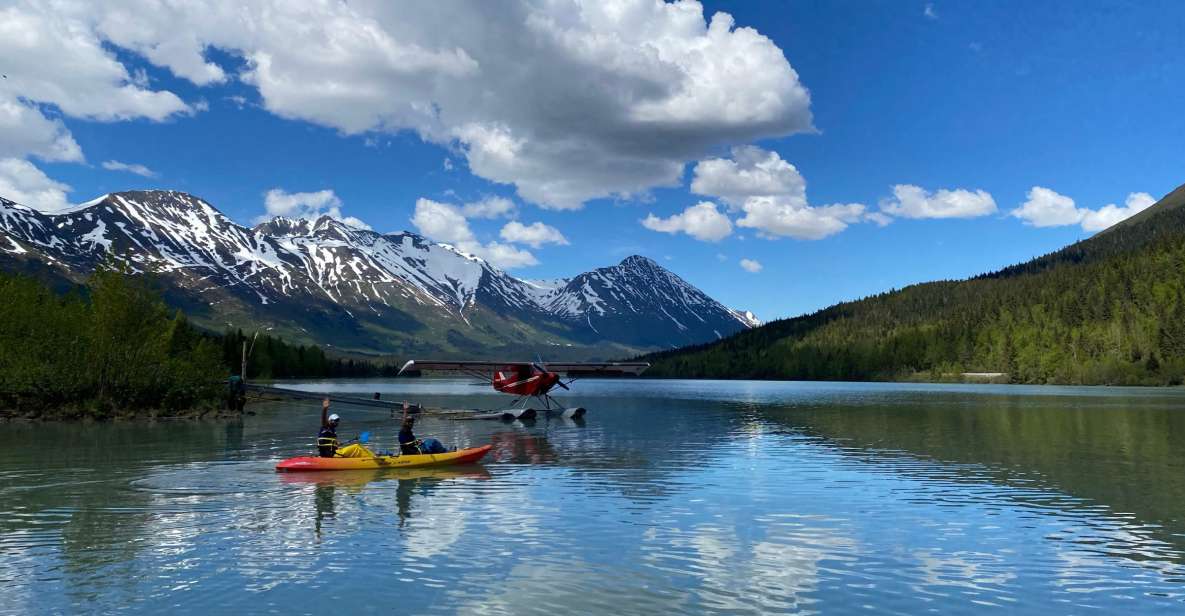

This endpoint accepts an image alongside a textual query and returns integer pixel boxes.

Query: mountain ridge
[0,190,755,358]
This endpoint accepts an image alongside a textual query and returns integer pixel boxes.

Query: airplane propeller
[533,359,570,390]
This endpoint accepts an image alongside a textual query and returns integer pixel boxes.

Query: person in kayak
[398,403,448,455]
[318,398,372,458]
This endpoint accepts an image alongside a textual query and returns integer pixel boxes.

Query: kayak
[276,444,492,472]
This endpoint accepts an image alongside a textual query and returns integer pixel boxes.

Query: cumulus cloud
[1012,186,1157,232]
[690,146,871,240]
[879,184,997,219]
[0,4,192,122]
[1011,186,1082,227]
[0,98,83,163]
[412,198,538,269]
[499,221,569,248]
[461,196,516,219]
[10,1,813,210]
[411,199,474,246]
[101,160,157,178]
[739,258,762,273]
[691,146,806,206]
[0,158,72,213]
[642,201,733,242]
[738,198,867,240]
[475,241,539,269]
[1082,192,1156,231]
[260,188,371,230]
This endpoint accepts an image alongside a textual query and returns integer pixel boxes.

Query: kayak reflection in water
[318,397,373,458]
[398,402,449,455]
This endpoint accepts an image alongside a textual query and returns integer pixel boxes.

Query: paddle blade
[359,431,371,444]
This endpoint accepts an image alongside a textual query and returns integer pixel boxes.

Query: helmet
[328,413,340,423]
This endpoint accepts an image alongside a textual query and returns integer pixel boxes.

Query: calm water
[4,380,1185,614]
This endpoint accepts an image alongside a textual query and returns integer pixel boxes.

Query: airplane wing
[397,360,649,377]
[531,362,650,376]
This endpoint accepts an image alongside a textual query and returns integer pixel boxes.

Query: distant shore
[0,406,250,422]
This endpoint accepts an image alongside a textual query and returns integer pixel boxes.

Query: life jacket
[317,426,338,457]
[398,428,421,455]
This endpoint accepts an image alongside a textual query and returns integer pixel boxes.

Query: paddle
[340,431,371,446]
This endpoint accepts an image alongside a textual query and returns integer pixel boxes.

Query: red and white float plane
[397,360,649,419]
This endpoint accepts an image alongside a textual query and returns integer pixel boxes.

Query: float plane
[397,360,650,419]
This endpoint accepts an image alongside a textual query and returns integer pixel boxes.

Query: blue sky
[4,1,1184,321]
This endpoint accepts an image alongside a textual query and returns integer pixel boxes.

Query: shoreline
[0,407,253,423]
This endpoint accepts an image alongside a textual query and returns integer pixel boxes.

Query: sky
[2,0,1184,322]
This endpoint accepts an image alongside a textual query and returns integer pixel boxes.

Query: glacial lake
[4,379,1185,614]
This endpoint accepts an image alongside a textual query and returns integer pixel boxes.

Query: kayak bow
[276,444,492,472]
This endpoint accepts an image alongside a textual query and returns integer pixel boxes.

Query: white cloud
[641,201,733,242]
[689,146,870,240]
[864,211,893,227]
[260,188,371,230]
[1010,186,1157,232]
[412,198,475,245]
[1011,186,1082,227]
[499,221,569,248]
[11,1,813,210]
[101,160,157,178]
[880,184,997,219]
[0,158,72,212]
[0,98,83,163]
[739,258,762,273]
[1081,192,1156,231]
[691,145,807,207]
[924,3,938,19]
[461,196,516,219]
[476,241,539,269]
[0,4,193,122]
[738,197,865,240]
[412,198,539,269]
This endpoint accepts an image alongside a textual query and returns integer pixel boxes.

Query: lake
[3,379,1185,614]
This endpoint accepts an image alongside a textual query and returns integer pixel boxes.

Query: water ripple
[4,382,1185,614]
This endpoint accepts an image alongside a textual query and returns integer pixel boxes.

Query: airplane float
[397,359,650,420]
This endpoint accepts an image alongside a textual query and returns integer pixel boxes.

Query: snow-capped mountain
[0,190,756,357]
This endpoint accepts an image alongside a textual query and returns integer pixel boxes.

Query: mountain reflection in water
[2,379,1185,614]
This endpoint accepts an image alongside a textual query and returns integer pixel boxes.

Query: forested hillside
[643,183,1185,385]
[0,267,225,417]
[0,268,393,419]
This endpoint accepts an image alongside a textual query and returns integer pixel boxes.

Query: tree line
[220,330,400,380]
[0,267,394,418]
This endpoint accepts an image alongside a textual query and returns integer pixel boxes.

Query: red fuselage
[493,365,560,397]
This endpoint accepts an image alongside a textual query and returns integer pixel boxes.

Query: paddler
[318,398,372,458]
[398,402,448,455]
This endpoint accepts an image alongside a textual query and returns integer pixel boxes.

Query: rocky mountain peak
[0,190,759,356]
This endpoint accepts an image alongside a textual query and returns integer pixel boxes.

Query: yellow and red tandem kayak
[275,445,492,472]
